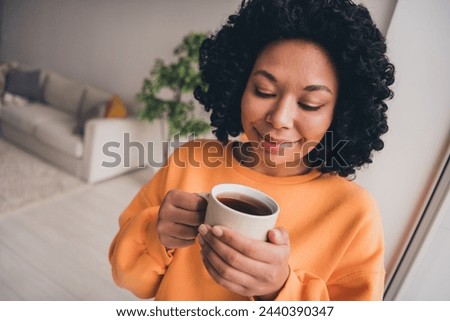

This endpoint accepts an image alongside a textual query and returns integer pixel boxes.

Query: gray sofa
[1,66,162,183]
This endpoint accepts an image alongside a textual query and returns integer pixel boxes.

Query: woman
[109,0,394,300]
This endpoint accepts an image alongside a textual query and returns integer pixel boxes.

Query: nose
[266,96,295,129]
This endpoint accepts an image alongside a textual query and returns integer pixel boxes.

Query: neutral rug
[0,138,85,216]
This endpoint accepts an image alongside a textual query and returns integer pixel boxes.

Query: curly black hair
[194,0,395,177]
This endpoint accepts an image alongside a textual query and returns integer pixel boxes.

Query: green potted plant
[137,32,210,161]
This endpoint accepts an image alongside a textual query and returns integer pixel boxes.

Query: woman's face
[240,39,338,176]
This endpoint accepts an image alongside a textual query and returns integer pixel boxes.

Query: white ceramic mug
[202,184,280,241]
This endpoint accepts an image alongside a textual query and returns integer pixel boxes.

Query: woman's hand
[156,190,207,249]
[198,224,290,300]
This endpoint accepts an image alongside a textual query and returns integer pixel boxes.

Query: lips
[256,131,297,154]
[262,139,281,154]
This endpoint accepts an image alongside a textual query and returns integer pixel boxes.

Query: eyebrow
[252,69,334,94]
[253,69,277,82]
[304,84,333,94]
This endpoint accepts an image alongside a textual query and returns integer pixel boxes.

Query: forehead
[252,39,338,89]
[255,39,333,66]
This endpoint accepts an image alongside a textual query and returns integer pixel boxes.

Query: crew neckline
[226,141,322,185]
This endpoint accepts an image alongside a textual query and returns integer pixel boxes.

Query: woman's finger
[200,243,258,297]
[199,224,289,263]
[165,189,207,212]
[198,225,268,277]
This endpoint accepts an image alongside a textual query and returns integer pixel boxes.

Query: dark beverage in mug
[204,183,280,240]
[217,192,272,216]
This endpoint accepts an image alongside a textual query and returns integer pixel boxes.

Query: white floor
[0,167,157,300]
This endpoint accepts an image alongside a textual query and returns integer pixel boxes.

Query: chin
[262,149,303,164]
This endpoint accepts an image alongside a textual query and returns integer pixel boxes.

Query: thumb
[267,227,289,245]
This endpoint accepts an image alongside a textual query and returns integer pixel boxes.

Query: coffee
[205,184,280,240]
[217,192,272,216]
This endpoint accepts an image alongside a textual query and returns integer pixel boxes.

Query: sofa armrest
[82,117,163,183]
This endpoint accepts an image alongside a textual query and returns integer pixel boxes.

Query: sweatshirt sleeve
[109,168,173,299]
[326,208,385,301]
[274,193,385,301]
[273,268,330,300]
[273,266,384,301]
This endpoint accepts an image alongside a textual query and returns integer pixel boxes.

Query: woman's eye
[298,102,321,111]
[254,88,276,98]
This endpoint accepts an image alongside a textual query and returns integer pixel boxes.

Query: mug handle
[196,192,210,203]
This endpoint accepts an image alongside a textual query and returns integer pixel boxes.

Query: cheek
[241,91,264,124]
[297,112,334,140]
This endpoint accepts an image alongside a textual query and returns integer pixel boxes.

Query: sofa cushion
[83,86,110,110]
[4,69,42,101]
[42,71,85,115]
[34,118,84,158]
[73,101,107,136]
[2,92,30,107]
[73,86,110,135]
[105,95,128,118]
[1,102,72,134]
[0,63,9,94]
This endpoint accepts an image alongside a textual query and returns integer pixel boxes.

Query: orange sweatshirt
[109,140,385,300]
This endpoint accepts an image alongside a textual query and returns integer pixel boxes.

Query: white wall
[0,0,393,109]
[391,162,450,300]
[0,0,242,108]
[355,0,450,286]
